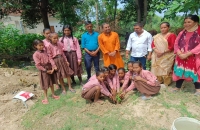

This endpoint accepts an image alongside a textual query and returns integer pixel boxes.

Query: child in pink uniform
[82,71,113,103]
[89,66,110,91]
[43,28,60,89]
[59,25,83,85]
[47,33,75,94]
[107,64,120,99]
[118,68,126,87]
[121,61,135,93]
[43,28,51,49]
[33,39,59,104]
[132,61,160,100]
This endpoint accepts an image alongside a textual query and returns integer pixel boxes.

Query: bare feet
[52,95,60,100]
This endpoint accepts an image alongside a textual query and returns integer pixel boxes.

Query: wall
[1,15,63,34]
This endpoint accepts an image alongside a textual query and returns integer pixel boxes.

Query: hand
[134,76,143,81]
[53,67,57,71]
[147,54,151,60]
[90,51,97,56]
[109,51,116,57]
[111,89,117,96]
[126,53,129,59]
[87,51,94,56]
[129,76,133,80]
[66,61,69,66]
[78,61,81,66]
[109,95,113,101]
[92,51,98,56]
[120,80,125,84]
[47,70,53,74]
[120,92,126,99]
[178,53,189,60]
[156,51,163,58]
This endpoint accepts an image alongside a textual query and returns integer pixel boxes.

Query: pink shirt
[59,37,82,62]
[121,71,135,92]
[119,76,125,83]
[107,73,120,90]
[83,78,111,96]
[47,42,68,65]
[43,39,51,48]
[33,50,56,71]
[121,71,132,88]
[125,70,157,92]
[140,70,157,86]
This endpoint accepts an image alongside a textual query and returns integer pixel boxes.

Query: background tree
[0,0,81,29]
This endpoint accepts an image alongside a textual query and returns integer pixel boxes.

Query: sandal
[141,96,152,100]
[170,88,180,93]
[42,99,49,104]
[52,95,60,100]
[62,91,67,95]
[69,89,76,93]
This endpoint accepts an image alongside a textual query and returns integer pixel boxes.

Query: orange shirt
[98,31,124,68]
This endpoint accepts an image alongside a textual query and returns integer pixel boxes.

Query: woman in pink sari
[172,15,200,95]
[151,22,176,86]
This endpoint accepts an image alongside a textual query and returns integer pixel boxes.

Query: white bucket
[171,117,200,130]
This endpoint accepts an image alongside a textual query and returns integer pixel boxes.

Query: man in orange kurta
[98,23,124,68]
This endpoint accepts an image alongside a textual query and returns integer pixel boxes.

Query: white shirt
[126,30,153,57]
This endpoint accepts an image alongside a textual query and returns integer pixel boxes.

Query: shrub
[0,22,44,60]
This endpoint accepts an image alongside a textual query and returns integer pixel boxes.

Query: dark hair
[43,28,51,33]
[49,33,58,38]
[160,22,170,27]
[49,33,58,43]
[61,25,76,47]
[33,39,43,49]
[133,61,142,67]
[127,61,133,66]
[134,23,143,27]
[108,64,117,70]
[184,14,199,23]
[85,21,92,25]
[118,67,125,73]
[96,70,104,77]
[148,30,157,36]
[100,66,109,72]
[102,23,109,28]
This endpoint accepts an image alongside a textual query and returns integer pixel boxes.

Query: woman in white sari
[151,22,176,86]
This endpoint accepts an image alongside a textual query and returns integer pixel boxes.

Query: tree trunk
[95,1,99,31]
[135,0,141,22]
[41,0,50,28]
[142,0,148,25]
[113,0,117,30]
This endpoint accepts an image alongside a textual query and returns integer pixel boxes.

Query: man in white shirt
[126,23,153,69]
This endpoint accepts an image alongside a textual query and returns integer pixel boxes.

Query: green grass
[21,80,200,130]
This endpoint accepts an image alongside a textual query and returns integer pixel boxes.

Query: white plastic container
[171,117,200,130]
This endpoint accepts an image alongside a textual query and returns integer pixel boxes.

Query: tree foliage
[149,0,200,18]
[0,0,81,29]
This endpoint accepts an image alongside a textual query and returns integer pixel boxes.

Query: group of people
[33,14,200,104]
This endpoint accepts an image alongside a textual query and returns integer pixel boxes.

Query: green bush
[0,22,44,60]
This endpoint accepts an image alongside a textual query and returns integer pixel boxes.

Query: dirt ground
[1,67,200,130]
[0,68,42,130]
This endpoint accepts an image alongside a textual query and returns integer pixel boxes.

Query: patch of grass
[21,80,200,130]
[175,101,196,118]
